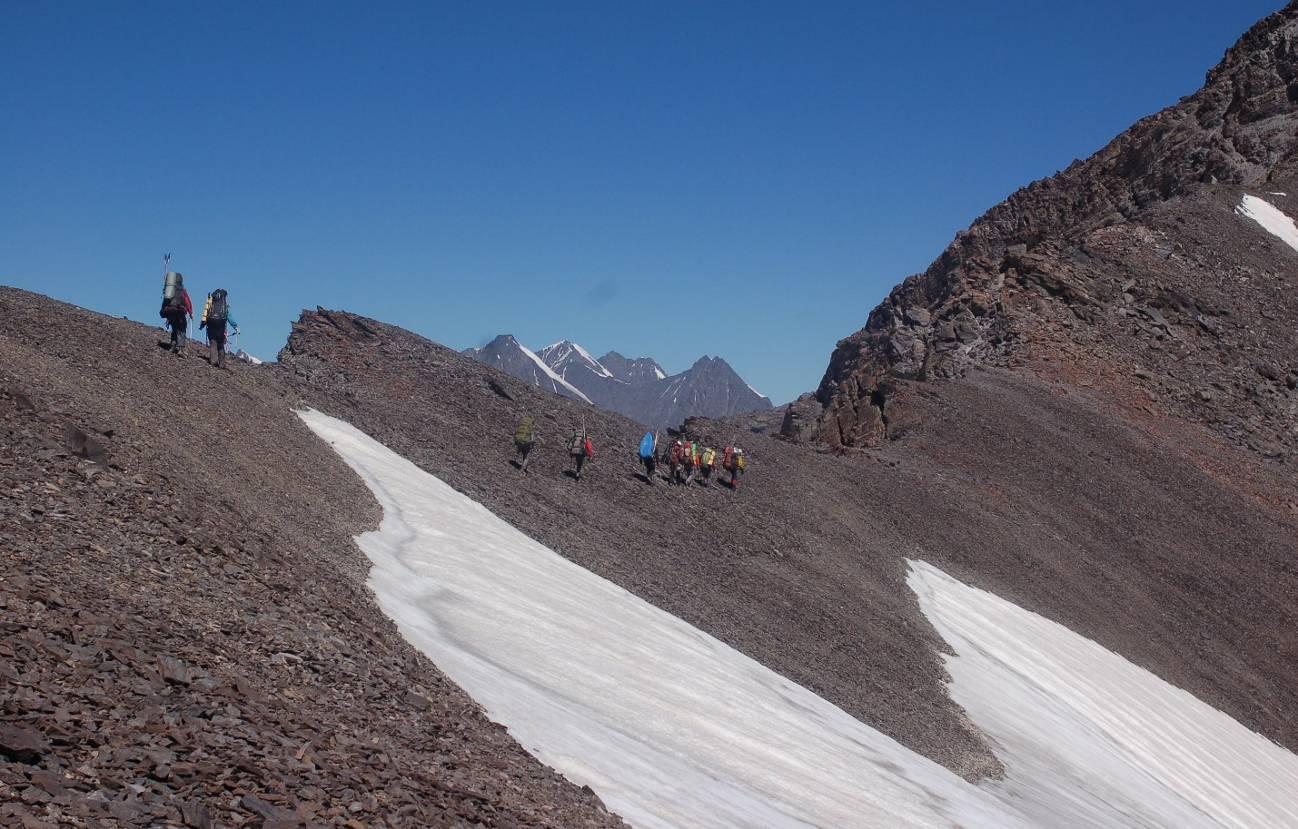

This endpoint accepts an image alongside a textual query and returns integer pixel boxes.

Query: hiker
[638,431,658,482]
[698,445,717,486]
[514,416,538,472]
[198,288,238,369]
[682,440,698,486]
[159,280,193,354]
[722,445,746,489]
[568,428,594,480]
[668,439,686,485]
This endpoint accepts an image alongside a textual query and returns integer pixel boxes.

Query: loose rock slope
[279,304,1298,785]
[0,287,625,828]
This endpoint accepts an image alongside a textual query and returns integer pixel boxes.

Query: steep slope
[278,305,1298,786]
[794,3,1298,457]
[0,287,624,828]
[463,334,592,403]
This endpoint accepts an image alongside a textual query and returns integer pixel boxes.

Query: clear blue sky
[1,1,1282,403]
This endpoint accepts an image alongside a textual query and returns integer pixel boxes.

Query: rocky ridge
[795,3,1298,457]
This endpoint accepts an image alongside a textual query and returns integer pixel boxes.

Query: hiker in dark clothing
[682,440,698,486]
[669,439,685,485]
[568,428,593,480]
[723,445,746,489]
[198,288,238,369]
[514,416,538,473]
[160,286,194,354]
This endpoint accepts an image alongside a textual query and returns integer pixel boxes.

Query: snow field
[301,409,1298,828]
[1236,194,1298,254]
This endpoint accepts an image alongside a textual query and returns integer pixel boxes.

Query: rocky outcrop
[800,4,1298,451]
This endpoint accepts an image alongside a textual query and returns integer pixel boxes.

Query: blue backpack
[638,432,655,459]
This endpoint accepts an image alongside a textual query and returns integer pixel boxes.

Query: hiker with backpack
[637,431,658,483]
[567,427,594,480]
[682,440,698,486]
[159,276,194,355]
[198,288,238,369]
[514,416,538,473]
[698,445,717,486]
[722,445,746,489]
[668,438,686,485]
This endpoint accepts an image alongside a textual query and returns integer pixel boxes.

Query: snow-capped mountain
[462,335,591,403]
[598,351,667,384]
[468,336,772,428]
[536,341,617,391]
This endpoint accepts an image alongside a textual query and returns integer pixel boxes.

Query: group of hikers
[159,268,239,368]
[513,417,748,488]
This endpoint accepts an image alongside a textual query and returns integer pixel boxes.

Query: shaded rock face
[460,334,590,403]
[598,351,666,384]
[799,4,1298,454]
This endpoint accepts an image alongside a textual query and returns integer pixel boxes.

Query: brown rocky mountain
[5,6,1298,827]
[790,2,1298,460]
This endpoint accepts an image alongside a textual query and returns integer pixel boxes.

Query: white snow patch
[298,410,1023,828]
[540,340,615,380]
[299,409,1298,829]
[744,382,766,400]
[909,560,1298,828]
[1267,192,1287,197]
[653,367,666,380]
[1236,194,1298,254]
[520,343,592,403]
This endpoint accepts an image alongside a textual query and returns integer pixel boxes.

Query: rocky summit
[788,2,1298,462]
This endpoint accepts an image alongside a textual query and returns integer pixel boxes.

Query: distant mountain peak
[465,336,771,427]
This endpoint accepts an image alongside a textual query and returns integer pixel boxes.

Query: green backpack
[514,417,534,447]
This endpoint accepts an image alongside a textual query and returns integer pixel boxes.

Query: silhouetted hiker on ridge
[199,288,238,369]
[160,276,193,355]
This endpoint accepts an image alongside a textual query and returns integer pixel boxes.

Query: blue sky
[1,1,1281,403]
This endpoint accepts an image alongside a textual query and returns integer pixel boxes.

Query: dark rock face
[460,334,591,403]
[799,4,1298,455]
[0,288,625,829]
[465,336,773,428]
[598,351,667,384]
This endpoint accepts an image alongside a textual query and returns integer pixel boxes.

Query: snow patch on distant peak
[653,367,666,380]
[744,382,766,400]
[520,344,592,403]
[540,340,614,380]
[1236,194,1298,254]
